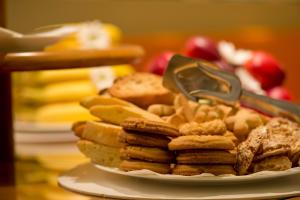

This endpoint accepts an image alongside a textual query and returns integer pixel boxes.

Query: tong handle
[241,90,300,123]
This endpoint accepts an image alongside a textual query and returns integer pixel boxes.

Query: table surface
[1,157,300,200]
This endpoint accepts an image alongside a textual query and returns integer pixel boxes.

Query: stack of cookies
[168,119,237,176]
[119,118,181,174]
[72,72,300,176]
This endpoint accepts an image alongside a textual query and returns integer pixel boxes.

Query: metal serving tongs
[163,55,300,123]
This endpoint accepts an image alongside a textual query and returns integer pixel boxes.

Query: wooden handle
[0,45,144,72]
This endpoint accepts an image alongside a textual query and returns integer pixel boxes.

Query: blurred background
[1,0,300,199]
[5,0,300,101]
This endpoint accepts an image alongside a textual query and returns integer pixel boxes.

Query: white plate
[94,164,300,183]
[14,121,71,133]
[58,163,300,200]
[15,131,77,144]
[16,143,79,157]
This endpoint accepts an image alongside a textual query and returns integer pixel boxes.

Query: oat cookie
[236,126,267,175]
[253,156,292,173]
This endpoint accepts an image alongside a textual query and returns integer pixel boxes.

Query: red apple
[147,51,175,75]
[244,51,285,90]
[184,36,221,61]
[267,86,292,101]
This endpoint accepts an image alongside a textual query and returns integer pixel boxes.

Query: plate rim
[14,120,71,133]
[58,163,300,200]
[94,163,300,183]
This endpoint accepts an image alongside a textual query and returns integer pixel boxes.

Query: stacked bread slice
[119,118,180,174]
[169,120,237,176]
[74,95,165,168]
[75,121,124,167]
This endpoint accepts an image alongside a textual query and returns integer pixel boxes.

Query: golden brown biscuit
[79,121,124,148]
[224,131,239,145]
[80,95,137,109]
[72,121,86,137]
[90,105,163,125]
[119,131,170,148]
[253,156,292,173]
[109,73,174,108]
[266,118,300,166]
[252,118,297,163]
[225,109,264,142]
[236,126,267,175]
[291,146,300,166]
[119,160,171,174]
[174,94,195,122]
[193,104,236,123]
[176,149,237,164]
[164,114,187,128]
[172,164,236,176]
[290,136,300,166]
[266,117,298,137]
[120,146,173,163]
[179,120,226,136]
[168,135,235,151]
[254,147,291,162]
[77,140,121,167]
[121,117,180,137]
[147,104,175,117]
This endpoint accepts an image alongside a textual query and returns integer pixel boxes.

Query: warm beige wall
[5,0,300,35]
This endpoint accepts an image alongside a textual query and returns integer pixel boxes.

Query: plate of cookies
[71,73,300,183]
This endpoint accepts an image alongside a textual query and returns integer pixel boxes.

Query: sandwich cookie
[119,160,171,174]
[168,135,235,151]
[120,146,173,163]
[176,149,237,164]
[121,118,180,137]
[172,164,236,176]
[119,131,170,148]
